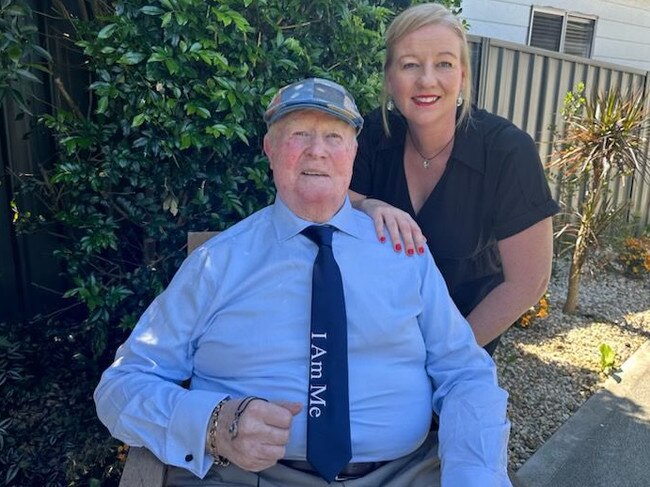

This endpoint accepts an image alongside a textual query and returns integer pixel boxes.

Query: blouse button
[185,454,193,462]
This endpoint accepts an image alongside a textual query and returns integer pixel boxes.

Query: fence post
[476,36,491,109]
[634,70,650,232]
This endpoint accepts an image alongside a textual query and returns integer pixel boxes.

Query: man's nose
[306,135,328,156]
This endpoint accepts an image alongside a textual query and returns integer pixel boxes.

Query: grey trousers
[166,432,441,487]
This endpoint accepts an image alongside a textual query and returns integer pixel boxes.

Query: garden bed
[497,253,650,469]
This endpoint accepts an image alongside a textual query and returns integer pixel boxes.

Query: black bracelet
[228,396,268,439]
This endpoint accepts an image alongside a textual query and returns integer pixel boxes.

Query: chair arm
[119,447,167,487]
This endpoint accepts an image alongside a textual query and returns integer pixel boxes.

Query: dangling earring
[386,98,394,111]
[456,93,464,107]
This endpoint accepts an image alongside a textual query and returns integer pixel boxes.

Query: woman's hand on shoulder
[349,191,426,256]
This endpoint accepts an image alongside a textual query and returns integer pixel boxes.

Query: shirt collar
[379,108,485,174]
[271,196,363,241]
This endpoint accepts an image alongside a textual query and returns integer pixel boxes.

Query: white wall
[461,0,650,71]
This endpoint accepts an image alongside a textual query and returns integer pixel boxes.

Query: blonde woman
[350,3,558,355]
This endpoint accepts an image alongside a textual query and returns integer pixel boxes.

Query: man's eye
[327,133,343,140]
[293,131,309,137]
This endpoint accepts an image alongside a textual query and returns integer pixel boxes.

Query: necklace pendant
[423,158,430,169]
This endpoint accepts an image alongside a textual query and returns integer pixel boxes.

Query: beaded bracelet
[207,397,231,467]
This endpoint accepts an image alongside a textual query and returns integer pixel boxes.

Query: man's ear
[263,133,274,171]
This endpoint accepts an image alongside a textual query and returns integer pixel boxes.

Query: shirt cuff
[166,389,228,478]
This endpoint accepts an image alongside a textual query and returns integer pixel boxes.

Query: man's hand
[215,398,302,472]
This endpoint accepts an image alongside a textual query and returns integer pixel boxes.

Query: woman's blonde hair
[382,3,472,134]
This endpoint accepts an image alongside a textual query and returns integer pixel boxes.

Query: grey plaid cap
[263,78,363,134]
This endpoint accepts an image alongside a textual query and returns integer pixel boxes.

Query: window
[528,8,596,58]
[564,17,595,57]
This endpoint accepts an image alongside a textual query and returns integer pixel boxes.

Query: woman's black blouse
[351,107,559,320]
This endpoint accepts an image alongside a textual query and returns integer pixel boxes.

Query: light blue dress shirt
[94,197,511,486]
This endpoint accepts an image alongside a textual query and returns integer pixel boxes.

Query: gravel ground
[494,253,650,470]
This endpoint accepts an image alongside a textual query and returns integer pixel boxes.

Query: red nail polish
[395,243,402,252]
[418,246,425,254]
[407,248,414,256]
[380,236,386,243]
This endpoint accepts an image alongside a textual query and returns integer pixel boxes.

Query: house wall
[462,0,650,71]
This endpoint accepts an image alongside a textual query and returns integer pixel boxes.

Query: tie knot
[302,225,335,248]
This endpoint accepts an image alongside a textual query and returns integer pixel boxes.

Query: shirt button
[185,454,193,462]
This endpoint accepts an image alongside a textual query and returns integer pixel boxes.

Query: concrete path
[516,340,650,487]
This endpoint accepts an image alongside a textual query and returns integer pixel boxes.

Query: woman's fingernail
[407,248,414,256]
[395,243,402,252]
[418,246,425,254]
[380,236,386,243]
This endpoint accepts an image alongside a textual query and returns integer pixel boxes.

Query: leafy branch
[0,0,52,114]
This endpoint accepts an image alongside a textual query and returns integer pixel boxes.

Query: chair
[118,231,218,487]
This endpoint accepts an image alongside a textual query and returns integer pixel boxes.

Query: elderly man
[95,78,511,487]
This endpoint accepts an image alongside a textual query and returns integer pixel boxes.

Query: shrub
[516,293,550,328]
[0,320,121,486]
[618,235,650,277]
[16,0,462,357]
[16,0,407,362]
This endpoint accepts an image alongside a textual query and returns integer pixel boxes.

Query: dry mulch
[494,253,650,470]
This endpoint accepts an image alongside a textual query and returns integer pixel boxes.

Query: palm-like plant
[551,85,649,314]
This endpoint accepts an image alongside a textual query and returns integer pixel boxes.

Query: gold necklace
[407,130,455,169]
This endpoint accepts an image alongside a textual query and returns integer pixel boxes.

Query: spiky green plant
[551,85,649,314]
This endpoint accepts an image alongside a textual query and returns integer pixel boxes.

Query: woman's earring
[386,98,394,111]
[456,93,464,107]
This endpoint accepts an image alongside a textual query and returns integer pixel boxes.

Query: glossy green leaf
[96,96,108,114]
[161,11,172,27]
[118,51,146,65]
[140,6,164,15]
[15,68,40,83]
[131,113,146,127]
[97,23,117,39]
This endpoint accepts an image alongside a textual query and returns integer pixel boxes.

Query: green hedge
[24,0,401,360]
[21,0,460,357]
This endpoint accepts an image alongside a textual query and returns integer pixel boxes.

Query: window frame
[527,6,597,58]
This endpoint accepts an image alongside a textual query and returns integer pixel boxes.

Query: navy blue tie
[302,225,352,482]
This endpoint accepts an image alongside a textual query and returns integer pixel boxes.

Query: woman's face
[386,23,465,130]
